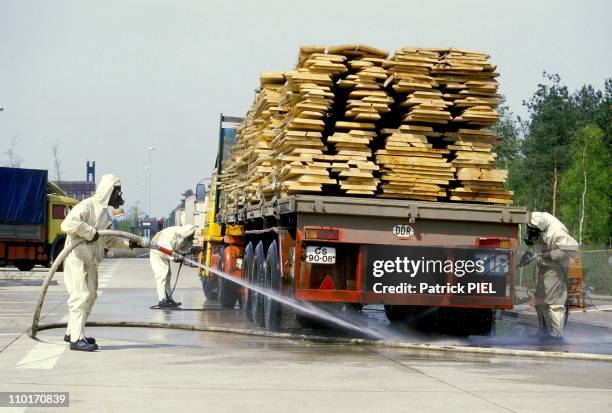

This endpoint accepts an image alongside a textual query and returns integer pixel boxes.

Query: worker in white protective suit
[519,212,579,341]
[61,174,142,351]
[149,225,196,308]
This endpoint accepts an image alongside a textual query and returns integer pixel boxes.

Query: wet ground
[0,259,611,412]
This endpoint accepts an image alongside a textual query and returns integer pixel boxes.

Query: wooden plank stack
[266,46,348,198]
[378,48,454,200]
[375,125,453,200]
[433,48,500,127]
[432,49,512,204]
[445,129,513,204]
[219,45,513,207]
[326,44,392,195]
[218,72,286,211]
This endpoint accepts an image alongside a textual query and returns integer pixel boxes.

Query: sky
[1,0,610,217]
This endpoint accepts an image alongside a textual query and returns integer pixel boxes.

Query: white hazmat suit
[528,212,579,338]
[61,174,130,343]
[149,225,196,302]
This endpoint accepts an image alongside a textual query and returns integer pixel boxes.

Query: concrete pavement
[0,258,611,413]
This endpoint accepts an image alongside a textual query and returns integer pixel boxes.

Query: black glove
[129,240,141,249]
[173,255,184,263]
[518,251,534,267]
[89,230,99,243]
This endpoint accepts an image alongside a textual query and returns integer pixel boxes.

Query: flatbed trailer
[206,192,527,334]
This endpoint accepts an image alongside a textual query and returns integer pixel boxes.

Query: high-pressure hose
[28,231,612,362]
[29,230,180,338]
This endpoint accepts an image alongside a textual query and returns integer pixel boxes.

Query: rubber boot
[70,339,98,352]
[64,335,96,344]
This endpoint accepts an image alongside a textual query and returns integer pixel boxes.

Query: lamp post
[139,182,146,216]
[147,146,156,216]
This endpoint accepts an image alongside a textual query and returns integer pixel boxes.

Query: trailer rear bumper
[294,289,513,310]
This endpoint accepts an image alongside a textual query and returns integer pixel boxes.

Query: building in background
[165,186,208,247]
[55,161,96,201]
[131,215,160,239]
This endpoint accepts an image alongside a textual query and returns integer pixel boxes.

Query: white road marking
[13,260,120,370]
[16,316,68,370]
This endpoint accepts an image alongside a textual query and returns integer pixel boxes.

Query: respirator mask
[524,225,541,246]
[109,186,124,209]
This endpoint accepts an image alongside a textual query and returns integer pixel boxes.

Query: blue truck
[0,167,77,271]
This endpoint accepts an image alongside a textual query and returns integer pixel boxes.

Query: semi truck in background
[198,115,528,335]
[0,167,77,271]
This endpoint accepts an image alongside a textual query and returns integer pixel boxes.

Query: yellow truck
[0,167,77,271]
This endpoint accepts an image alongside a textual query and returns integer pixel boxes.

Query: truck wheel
[51,239,65,272]
[242,243,254,321]
[202,275,218,301]
[264,241,282,331]
[384,305,411,321]
[250,242,266,327]
[15,261,35,272]
[345,303,363,312]
[218,250,239,309]
[437,308,495,336]
[469,309,495,336]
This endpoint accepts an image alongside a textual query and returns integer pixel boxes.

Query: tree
[491,97,520,169]
[520,73,579,214]
[559,125,610,245]
[2,136,23,167]
[115,203,145,233]
[50,142,63,181]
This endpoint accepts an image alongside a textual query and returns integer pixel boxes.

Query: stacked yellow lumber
[384,48,452,125]
[432,49,509,204]
[433,49,500,127]
[218,45,513,207]
[266,46,347,198]
[243,72,285,204]
[377,48,453,200]
[219,72,285,209]
[326,45,391,195]
[445,129,513,204]
[375,125,453,200]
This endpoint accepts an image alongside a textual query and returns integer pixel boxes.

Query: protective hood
[176,224,196,239]
[94,174,122,206]
[528,212,579,251]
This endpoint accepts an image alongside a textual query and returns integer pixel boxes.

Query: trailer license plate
[305,246,336,264]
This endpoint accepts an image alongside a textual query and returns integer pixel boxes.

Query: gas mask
[524,225,541,246]
[108,186,124,209]
[182,234,195,248]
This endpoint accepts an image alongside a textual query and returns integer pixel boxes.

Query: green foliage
[113,203,145,233]
[492,97,520,169]
[559,125,611,244]
[520,72,576,212]
[505,73,611,247]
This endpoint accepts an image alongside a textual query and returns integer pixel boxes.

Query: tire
[264,240,282,331]
[218,249,240,309]
[437,308,495,336]
[51,239,65,272]
[250,242,266,327]
[384,305,411,322]
[345,303,363,312]
[15,261,35,272]
[242,243,254,321]
[202,275,218,301]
